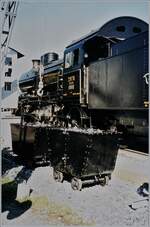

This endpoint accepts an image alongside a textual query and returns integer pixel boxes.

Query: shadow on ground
[2,180,32,220]
[2,148,33,220]
[2,148,20,175]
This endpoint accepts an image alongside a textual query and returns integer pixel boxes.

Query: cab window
[83,36,109,65]
[65,48,79,69]
[65,52,74,68]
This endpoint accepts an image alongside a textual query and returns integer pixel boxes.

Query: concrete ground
[1,148,149,227]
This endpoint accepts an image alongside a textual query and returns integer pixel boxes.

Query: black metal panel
[106,56,122,107]
[11,124,50,163]
[88,56,123,108]
[65,131,88,177]
[48,128,118,178]
[47,128,65,168]
[11,124,36,160]
[88,60,107,107]
[121,49,144,107]
[84,134,118,176]
[112,31,148,56]
[88,45,148,109]
[33,127,50,162]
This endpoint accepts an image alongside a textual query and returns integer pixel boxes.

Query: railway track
[122,148,148,156]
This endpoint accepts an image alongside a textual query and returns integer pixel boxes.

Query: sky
[9,0,149,76]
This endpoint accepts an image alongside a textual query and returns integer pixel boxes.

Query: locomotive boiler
[11,16,149,190]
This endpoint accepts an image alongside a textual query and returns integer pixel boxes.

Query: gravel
[2,149,149,227]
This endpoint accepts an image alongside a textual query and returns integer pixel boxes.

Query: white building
[1,47,24,149]
[1,47,24,112]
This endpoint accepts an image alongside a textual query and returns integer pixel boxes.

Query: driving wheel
[53,169,63,183]
[71,177,82,191]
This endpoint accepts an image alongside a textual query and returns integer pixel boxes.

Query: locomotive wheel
[100,175,109,186]
[71,177,82,191]
[53,169,63,183]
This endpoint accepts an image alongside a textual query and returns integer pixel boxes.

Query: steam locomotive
[11,16,148,190]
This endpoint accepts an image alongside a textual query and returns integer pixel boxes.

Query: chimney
[32,59,40,72]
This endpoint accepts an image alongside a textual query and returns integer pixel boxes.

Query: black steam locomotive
[11,16,149,190]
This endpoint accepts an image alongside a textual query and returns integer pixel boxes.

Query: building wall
[1,113,20,149]
[1,48,23,111]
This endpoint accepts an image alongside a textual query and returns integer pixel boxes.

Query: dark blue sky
[10,0,149,75]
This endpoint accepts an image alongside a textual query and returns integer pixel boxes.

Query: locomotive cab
[63,35,116,106]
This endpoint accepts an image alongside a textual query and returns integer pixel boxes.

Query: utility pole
[1,1,19,66]
[0,1,19,150]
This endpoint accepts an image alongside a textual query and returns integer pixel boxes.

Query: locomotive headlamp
[84,53,88,58]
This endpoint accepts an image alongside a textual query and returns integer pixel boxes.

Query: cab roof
[66,16,148,49]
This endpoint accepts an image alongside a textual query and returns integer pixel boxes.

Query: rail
[119,148,148,156]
